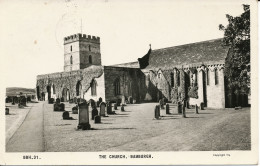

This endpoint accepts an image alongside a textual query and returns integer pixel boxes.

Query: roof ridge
[152,38,224,52]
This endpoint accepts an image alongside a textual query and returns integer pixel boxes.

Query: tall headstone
[77,102,91,130]
[186,100,190,109]
[60,103,65,111]
[73,97,77,104]
[107,102,112,114]
[98,97,103,103]
[99,102,106,116]
[200,102,204,110]
[61,97,64,102]
[117,99,121,106]
[89,99,96,108]
[154,105,160,119]
[92,107,99,120]
[166,104,170,114]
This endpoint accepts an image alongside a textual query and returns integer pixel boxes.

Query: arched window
[70,56,73,64]
[177,70,180,86]
[89,45,91,51]
[52,84,56,94]
[91,80,97,96]
[76,81,82,96]
[91,79,97,96]
[114,78,120,96]
[206,69,210,85]
[215,68,219,85]
[128,82,132,96]
[170,72,174,87]
[89,55,92,64]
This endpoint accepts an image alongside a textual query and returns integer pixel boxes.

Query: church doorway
[62,88,70,102]
[47,85,51,100]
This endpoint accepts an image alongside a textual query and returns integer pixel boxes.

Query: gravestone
[182,104,186,118]
[77,102,91,130]
[121,96,126,105]
[89,99,96,108]
[5,108,9,115]
[12,98,15,105]
[73,97,77,104]
[128,96,133,104]
[60,103,65,111]
[96,101,101,108]
[154,105,160,119]
[99,97,103,103]
[61,97,64,102]
[94,115,101,123]
[48,98,54,104]
[200,102,204,110]
[114,103,117,110]
[166,104,170,114]
[159,99,164,109]
[20,97,26,106]
[69,99,74,104]
[56,98,61,104]
[177,102,182,114]
[92,107,99,120]
[72,106,78,114]
[117,99,121,106]
[63,111,73,120]
[195,104,199,114]
[77,98,81,104]
[107,102,113,114]
[99,102,106,116]
[121,105,125,111]
[162,98,166,105]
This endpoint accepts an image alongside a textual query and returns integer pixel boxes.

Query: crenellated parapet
[64,33,100,44]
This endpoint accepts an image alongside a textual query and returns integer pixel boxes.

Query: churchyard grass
[42,102,250,151]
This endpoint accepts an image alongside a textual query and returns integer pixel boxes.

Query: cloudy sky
[0,0,249,89]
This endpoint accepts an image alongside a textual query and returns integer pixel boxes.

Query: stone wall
[103,66,146,103]
[36,65,104,101]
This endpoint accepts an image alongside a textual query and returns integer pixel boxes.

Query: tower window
[70,45,72,52]
[215,68,219,85]
[91,80,97,96]
[70,56,73,64]
[89,45,91,51]
[114,78,120,96]
[89,55,92,64]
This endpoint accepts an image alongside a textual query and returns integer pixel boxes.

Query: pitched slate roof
[109,61,140,68]
[141,38,230,70]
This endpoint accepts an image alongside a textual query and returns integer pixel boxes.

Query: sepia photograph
[0,0,258,165]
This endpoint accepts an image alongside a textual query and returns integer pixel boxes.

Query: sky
[0,0,249,89]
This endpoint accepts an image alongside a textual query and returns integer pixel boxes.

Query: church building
[36,33,248,108]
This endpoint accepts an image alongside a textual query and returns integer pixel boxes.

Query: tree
[219,4,250,95]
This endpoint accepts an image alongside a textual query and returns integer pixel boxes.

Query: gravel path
[6,102,44,152]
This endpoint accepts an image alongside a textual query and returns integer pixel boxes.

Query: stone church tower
[63,33,101,71]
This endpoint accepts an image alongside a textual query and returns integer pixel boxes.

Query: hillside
[6,87,36,96]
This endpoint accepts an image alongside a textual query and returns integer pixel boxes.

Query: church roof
[141,38,230,70]
[109,61,139,68]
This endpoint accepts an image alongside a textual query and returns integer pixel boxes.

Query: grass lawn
[43,102,250,152]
